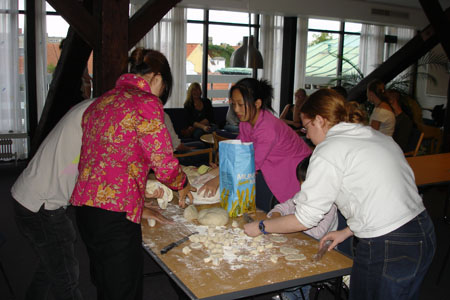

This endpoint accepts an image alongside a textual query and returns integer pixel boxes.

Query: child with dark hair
[198,78,311,205]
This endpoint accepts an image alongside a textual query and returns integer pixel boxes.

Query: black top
[393,112,413,152]
[184,98,215,126]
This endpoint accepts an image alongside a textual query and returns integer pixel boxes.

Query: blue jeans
[350,210,435,300]
[13,200,83,300]
[281,285,311,300]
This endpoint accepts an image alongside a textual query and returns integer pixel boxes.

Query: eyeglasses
[300,120,311,134]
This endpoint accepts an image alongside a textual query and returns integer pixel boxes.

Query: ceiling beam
[128,0,181,49]
[46,0,98,48]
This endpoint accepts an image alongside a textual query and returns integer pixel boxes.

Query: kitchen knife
[312,240,332,262]
[160,232,198,255]
[243,213,254,223]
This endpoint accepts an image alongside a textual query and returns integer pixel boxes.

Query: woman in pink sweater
[199,78,311,205]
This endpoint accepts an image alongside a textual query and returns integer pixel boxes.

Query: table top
[142,203,353,300]
[406,153,450,186]
[200,134,214,145]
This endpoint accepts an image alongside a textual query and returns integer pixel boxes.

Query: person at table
[367,79,396,136]
[199,78,311,204]
[280,88,307,130]
[386,89,414,152]
[70,48,194,300]
[267,155,338,300]
[244,89,435,300]
[224,104,240,133]
[183,82,216,140]
[164,112,209,166]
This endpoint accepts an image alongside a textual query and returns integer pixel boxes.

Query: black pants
[75,206,143,300]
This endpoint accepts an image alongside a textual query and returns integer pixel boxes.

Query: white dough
[270,235,288,243]
[190,242,203,249]
[197,207,229,226]
[183,205,198,221]
[280,247,300,255]
[182,246,191,255]
[232,220,239,228]
[270,255,278,263]
[145,180,173,209]
[285,254,306,261]
[147,218,156,227]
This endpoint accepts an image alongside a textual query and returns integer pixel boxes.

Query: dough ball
[285,254,306,261]
[280,247,300,255]
[231,220,239,228]
[270,235,288,243]
[197,207,229,226]
[147,218,156,227]
[183,205,198,221]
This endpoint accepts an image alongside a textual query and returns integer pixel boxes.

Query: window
[304,18,361,91]
[186,8,260,105]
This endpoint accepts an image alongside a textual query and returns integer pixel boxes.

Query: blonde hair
[301,89,366,127]
[184,82,202,108]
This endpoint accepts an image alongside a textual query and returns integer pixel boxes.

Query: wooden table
[406,153,450,221]
[141,203,353,300]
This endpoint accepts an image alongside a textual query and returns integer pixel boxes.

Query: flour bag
[219,140,256,217]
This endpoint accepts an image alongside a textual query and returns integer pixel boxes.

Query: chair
[404,130,424,157]
[174,147,213,166]
[212,131,232,164]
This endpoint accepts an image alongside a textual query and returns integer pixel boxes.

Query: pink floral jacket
[70,74,186,223]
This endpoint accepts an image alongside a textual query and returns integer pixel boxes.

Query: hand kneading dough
[197,207,229,226]
[145,180,173,209]
[183,205,198,221]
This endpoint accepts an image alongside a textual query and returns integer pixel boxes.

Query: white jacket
[294,122,424,238]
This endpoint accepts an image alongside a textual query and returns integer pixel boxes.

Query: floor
[0,160,449,300]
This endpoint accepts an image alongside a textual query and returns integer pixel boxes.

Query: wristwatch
[259,220,268,235]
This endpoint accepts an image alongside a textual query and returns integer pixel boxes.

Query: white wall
[179,0,432,29]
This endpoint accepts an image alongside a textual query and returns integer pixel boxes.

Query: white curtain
[294,17,308,94]
[130,5,187,108]
[260,15,283,115]
[359,24,385,76]
[0,0,27,158]
[35,0,47,120]
[387,26,415,84]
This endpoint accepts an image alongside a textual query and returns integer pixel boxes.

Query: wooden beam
[128,0,181,49]
[347,8,450,102]
[419,0,450,152]
[46,0,98,48]
[25,0,38,144]
[279,17,297,113]
[31,28,92,156]
[93,0,129,95]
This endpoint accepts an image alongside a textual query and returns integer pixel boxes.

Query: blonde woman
[183,82,216,139]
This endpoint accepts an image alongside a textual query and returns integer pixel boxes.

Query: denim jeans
[281,285,311,300]
[13,200,83,300]
[349,210,436,300]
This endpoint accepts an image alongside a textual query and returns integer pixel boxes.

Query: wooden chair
[404,131,424,157]
[174,148,213,165]
[213,131,232,164]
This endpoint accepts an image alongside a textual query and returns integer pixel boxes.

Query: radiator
[0,138,17,163]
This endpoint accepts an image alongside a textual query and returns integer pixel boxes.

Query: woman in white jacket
[244,89,435,300]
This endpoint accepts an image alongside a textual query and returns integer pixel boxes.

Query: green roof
[306,35,360,77]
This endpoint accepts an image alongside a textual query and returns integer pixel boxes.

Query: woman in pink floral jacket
[70,48,193,300]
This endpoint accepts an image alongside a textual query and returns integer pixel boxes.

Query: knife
[160,232,198,255]
[243,213,254,223]
[312,240,332,262]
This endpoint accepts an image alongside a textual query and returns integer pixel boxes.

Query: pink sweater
[70,74,186,223]
[238,110,311,203]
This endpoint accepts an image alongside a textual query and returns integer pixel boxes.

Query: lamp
[230,36,263,69]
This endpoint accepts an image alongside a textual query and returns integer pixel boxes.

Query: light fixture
[230,36,263,69]
[230,11,263,69]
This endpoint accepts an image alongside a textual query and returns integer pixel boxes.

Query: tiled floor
[0,161,449,300]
